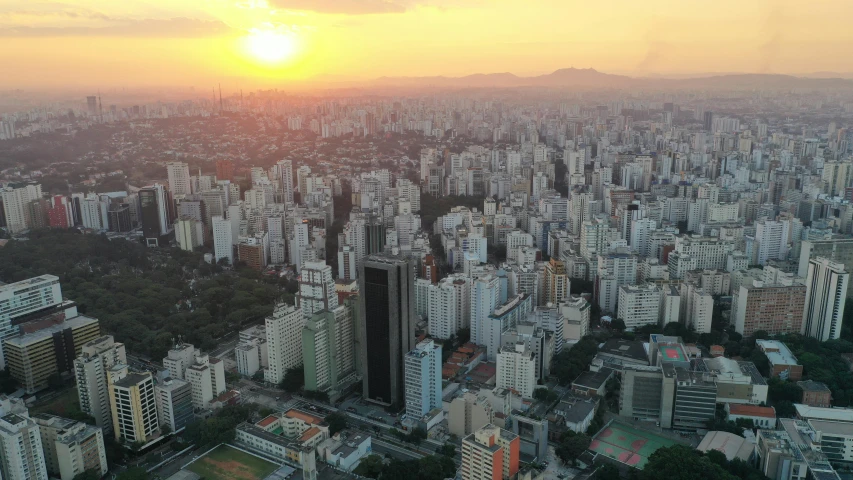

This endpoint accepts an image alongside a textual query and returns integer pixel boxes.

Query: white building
[617,284,661,330]
[754,220,790,265]
[496,342,536,398]
[265,302,304,384]
[175,217,204,252]
[34,414,108,480]
[297,261,338,320]
[167,162,192,196]
[690,288,715,334]
[0,413,48,480]
[185,353,226,410]
[560,296,590,342]
[0,275,63,369]
[404,339,442,418]
[74,335,127,430]
[427,275,471,339]
[212,215,234,265]
[803,258,849,341]
[471,275,501,347]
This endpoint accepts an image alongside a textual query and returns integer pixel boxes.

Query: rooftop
[728,404,776,418]
[794,404,853,423]
[798,380,831,393]
[756,339,799,366]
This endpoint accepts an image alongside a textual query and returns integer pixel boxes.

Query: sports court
[659,345,687,362]
[589,421,678,469]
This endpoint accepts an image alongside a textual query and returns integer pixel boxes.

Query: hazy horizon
[2,0,853,89]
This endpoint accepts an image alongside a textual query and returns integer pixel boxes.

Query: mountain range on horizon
[305,67,853,90]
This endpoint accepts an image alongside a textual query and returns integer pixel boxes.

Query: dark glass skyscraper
[358,254,415,408]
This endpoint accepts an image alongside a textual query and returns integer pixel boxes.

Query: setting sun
[244,30,297,64]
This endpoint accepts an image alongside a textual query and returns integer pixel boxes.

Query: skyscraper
[166,162,192,196]
[803,258,849,341]
[108,369,159,444]
[212,215,234,265]
[358,254,415,407]
[278,159,295,205]
[301,298,357,401]
[404,339,442,418]
[138,183,173,247]
[264,302,303,384]
[297,261,338,320]
[74,335,127,431]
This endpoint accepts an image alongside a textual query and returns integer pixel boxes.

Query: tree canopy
[0,229,291,359]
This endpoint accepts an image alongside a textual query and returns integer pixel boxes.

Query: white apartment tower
[496,342,536,398]
[167,162,192,196]
[74,335,127,431]
[265,302,304,384]
[297,261,338,320]
[212,215,234,265]
[803,258,849,341]
[0,413,48,480]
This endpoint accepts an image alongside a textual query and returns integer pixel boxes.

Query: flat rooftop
[5,314,98,347]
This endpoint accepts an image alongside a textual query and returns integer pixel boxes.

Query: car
[275,396,281,400]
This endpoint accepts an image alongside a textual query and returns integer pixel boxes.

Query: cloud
[267,0,411,14]
[0,17,234,37]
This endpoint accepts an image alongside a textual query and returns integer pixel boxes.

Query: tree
[353,454,384,478]
[640,445,736,480]
[115,468,149,480]
[596,464,622,480]
[437,443,456,457]
[72,470,102,480]
[555,431,591,466]
[279,365,304,393]
[325,412,348,435]
[610,318,626,332]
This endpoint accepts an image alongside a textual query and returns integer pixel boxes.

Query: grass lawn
[30,388,80,417]
[186,445,278,480]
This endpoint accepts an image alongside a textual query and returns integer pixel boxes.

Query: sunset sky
[1,0,852,89]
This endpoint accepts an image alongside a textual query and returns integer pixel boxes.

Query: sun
[245,30,297,64]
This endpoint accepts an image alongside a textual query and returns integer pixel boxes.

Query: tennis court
[589,422,678,469]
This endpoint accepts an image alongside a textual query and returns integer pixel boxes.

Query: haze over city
[2,0,853,89]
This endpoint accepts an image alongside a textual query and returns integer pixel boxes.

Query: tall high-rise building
[427,275,471,340]
[278,159,295,205]
[0,183,42,234]
[733,279,806,337]
[0,274,63,369]
[0,413,48,480]
[496,342,536,398]
[471,275,500,348]
[264,302,303,385]
[358,254,415,407]
[212,215,234,265]
[302,299,358,401]
[543,258,570,304]
[297,261,338,320]
[185,353,226,410]
[404,339,442,418]
[803,258,849,341]
[108,369,159,444]
[155,378,193,434]
[74,335,127,431]
[167,162,192,196]
[139,183,173,247]
[461,424,520,480]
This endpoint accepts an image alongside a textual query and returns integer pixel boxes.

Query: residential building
[235,409,327,470]
[297,261,338,320]
[175,217,204,251]
[404,339,442,418]
[560,296,590,342]
[108,370,159,444]
[0,412,48,480]
[155,378,193,433]
[184,353,226,410]
[265,302,303,385]
[617,284,661,330]
[543,259,570,304]
[74,335,127,431]
[166,162,192,196]
[33,414,108,480]
[212,215,234,265]
[511,415,548,462]
[302,300,358,402]
[798,239,853,298]
[496,343,536,398]
[448,392,495,437]
[461,424,520,480]
[803,258,849,342]
[733,279,806,337]
[358,254,416,407]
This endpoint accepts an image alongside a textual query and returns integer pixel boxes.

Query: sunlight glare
[245,30,296,64]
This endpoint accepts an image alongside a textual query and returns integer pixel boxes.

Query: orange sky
[1,0,852,89]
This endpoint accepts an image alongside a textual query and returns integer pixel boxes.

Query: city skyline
[2,0,853,88]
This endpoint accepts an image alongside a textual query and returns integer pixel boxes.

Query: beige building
[74,335,127,431]
[108,369,160,444]
[448,391,495,437]
[4,314,100,394]
[33,414,108,480]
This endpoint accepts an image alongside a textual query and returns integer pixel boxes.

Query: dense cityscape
[2,79,853,480]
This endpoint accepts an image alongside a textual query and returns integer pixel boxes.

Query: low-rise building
[317,431,372,472]
[757,340,803,381]
[235,408,328,468]
[798,380,832,408]
[553,396,596,433]
[726,404,777,429]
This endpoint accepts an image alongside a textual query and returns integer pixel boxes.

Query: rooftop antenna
[97,90,103,122]
[219,83,223,112]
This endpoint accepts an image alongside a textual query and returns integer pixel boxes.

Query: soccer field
[589,422,678,469]
[186,445,279,480]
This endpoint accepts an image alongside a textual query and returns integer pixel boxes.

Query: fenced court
[185,444,279,480]
[588,421,678,469]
